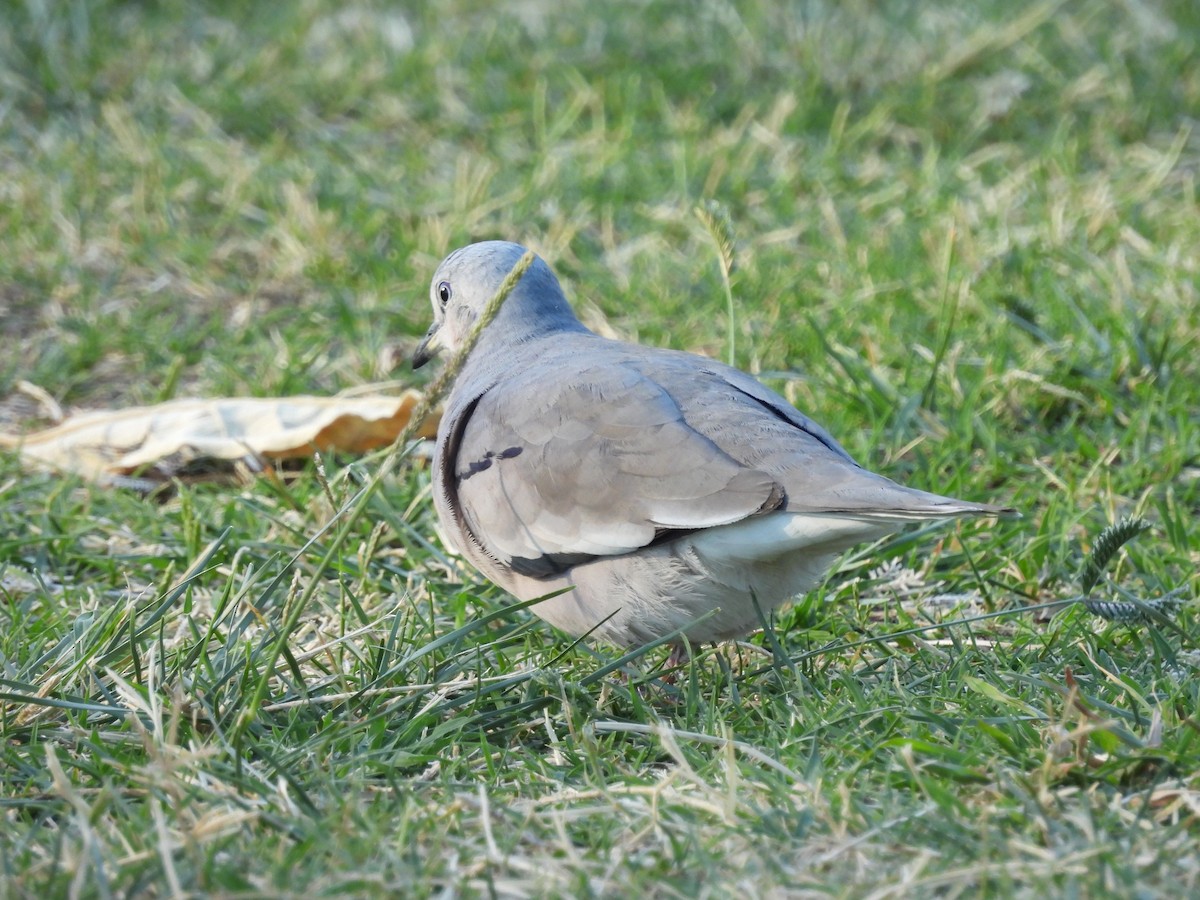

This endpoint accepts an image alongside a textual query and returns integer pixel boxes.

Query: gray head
[412,241,584,369]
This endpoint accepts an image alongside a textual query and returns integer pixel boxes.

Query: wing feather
[452,361,782,574]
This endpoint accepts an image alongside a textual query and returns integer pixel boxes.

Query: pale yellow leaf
[0,392,439,484]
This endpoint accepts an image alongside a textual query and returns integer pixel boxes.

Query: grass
[1,0,1198,895]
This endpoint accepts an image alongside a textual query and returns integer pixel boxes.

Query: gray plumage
[414,241,1016,649]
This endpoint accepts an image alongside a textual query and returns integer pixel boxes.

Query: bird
[413,240,1016,655]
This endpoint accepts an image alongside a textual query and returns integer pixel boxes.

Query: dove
[413,241,1015,653]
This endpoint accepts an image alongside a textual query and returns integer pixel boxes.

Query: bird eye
[437,281,452,307]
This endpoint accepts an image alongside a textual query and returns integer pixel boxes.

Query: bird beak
[412,322,441,370]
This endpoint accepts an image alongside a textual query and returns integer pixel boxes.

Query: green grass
[2,0,1198,895]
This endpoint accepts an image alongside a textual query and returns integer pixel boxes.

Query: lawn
[1,0,1198,895]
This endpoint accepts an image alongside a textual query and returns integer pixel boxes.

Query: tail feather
[833,500,1019,522]
[692,502,1014,566]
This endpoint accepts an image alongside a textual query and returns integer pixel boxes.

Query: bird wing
[443,354,785,578]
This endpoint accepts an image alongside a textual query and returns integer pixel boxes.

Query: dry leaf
[0,392,439,485]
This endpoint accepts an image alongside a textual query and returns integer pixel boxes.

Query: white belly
[508,511,913,647]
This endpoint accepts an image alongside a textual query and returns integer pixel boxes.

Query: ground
[1,0,1198,896]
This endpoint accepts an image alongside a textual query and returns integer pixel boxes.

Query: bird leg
[665,642,691,671]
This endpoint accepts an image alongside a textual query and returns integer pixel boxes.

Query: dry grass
[2,0,1198,895]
